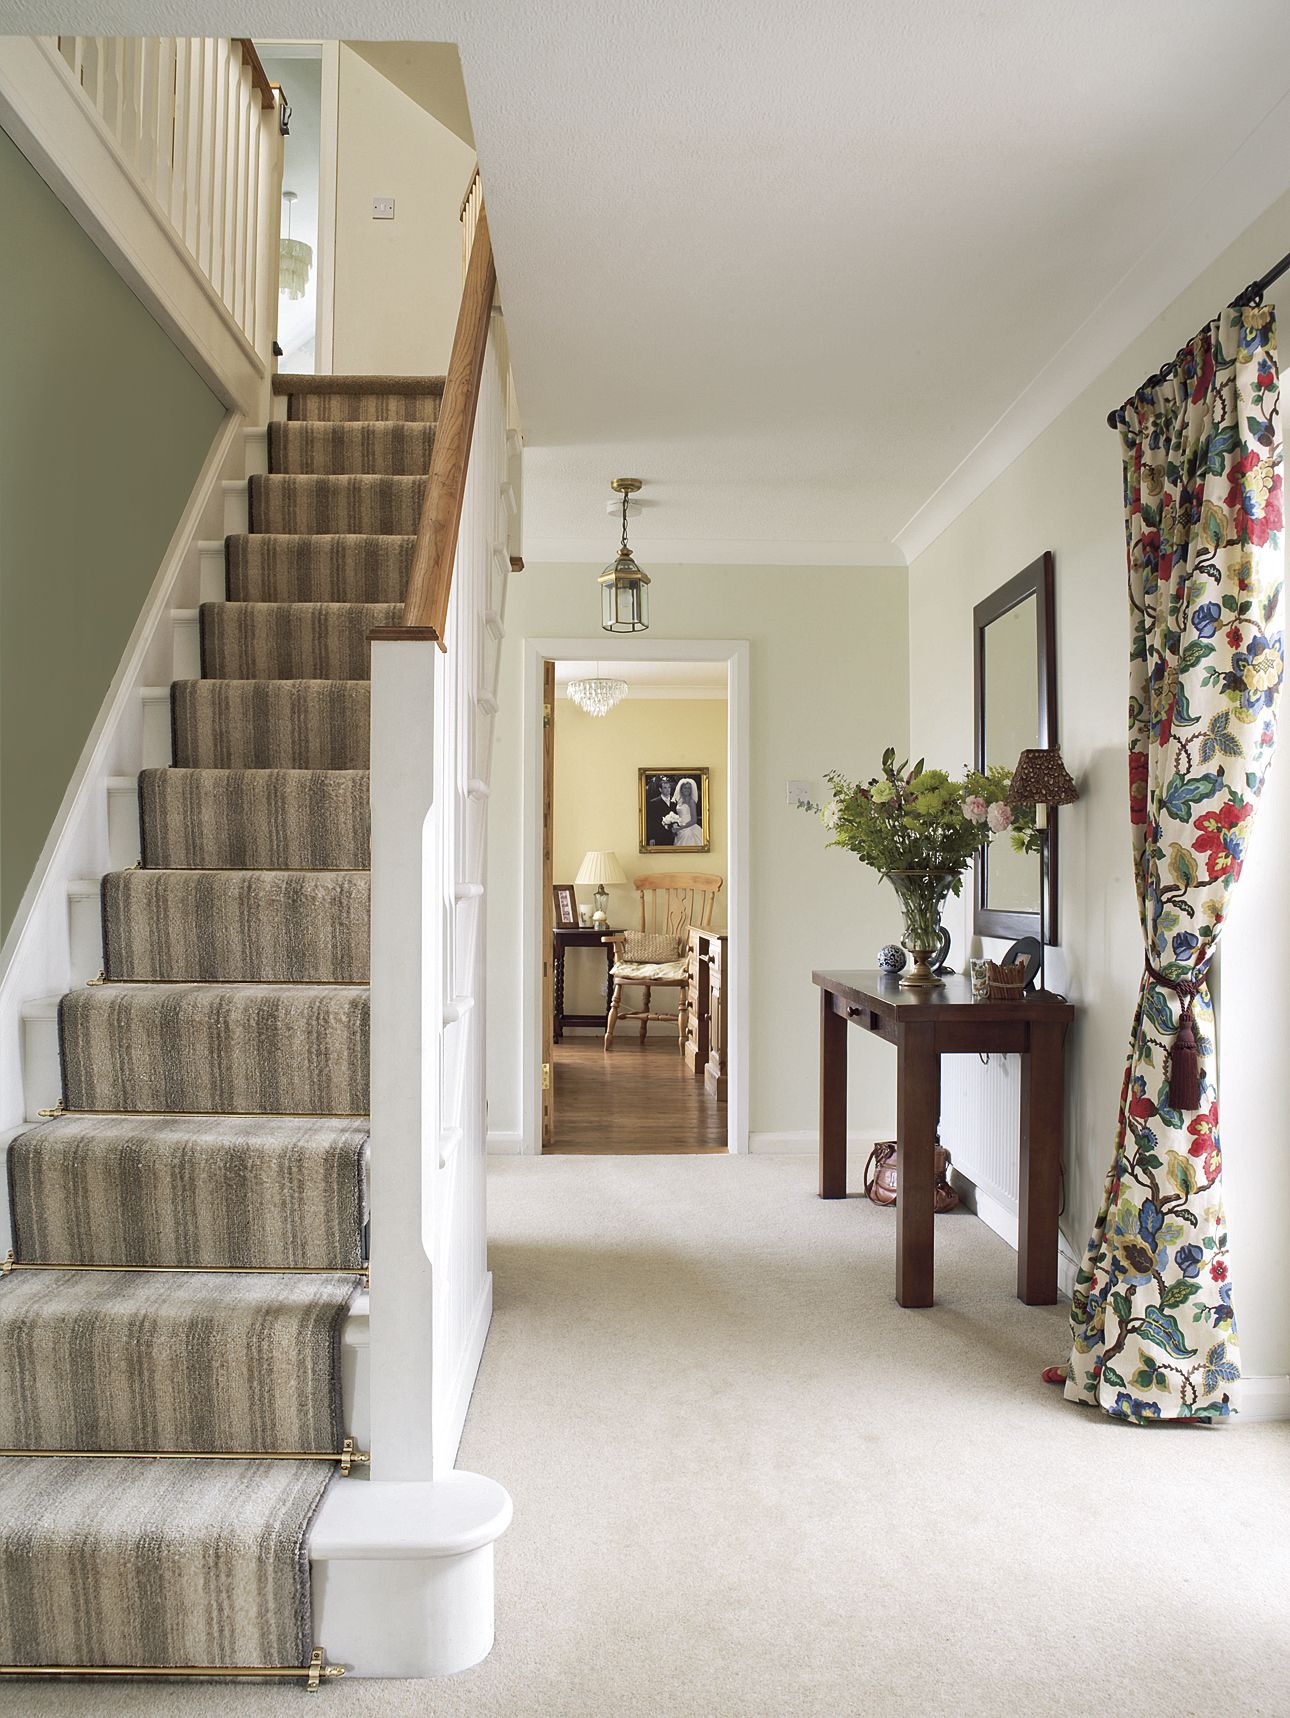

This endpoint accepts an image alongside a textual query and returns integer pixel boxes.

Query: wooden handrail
[236,39,277,110]
[388,206,496,645]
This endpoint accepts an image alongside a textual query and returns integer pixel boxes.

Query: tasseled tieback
[1144,956,1202,1112]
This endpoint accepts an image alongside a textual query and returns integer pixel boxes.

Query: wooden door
[541,658,555,1146]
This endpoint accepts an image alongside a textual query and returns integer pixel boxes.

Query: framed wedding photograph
[638,768,710,853]
[552,884,578,927]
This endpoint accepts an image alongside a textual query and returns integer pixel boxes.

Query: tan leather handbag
[863,1141,960,1212]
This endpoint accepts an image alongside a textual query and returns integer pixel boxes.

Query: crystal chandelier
[279,190,313,300]
[599,478,650,633]
[567,675,629,717]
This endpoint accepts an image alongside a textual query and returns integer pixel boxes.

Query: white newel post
[316,633,509,1678]
[368,636,441,1481]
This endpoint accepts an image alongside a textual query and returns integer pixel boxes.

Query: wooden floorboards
[548,1035,728,1154]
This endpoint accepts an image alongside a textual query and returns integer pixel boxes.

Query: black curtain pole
[1106,246,1290,428]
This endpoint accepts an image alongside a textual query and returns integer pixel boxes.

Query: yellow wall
[553,695,727,1016]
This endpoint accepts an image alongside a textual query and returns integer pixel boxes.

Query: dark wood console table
[813,970,1074,1309]
[553,926,619,1040]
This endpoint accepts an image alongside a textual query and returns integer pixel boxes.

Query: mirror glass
[981,598,1041,914]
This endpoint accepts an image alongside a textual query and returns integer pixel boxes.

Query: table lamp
[1006,746,1079,991]
[575,850,626,927]
[1007,747,1079,827]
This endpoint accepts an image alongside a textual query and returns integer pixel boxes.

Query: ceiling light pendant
[600,478,650,633]
[279,190,313,300]
[567,673,629,717]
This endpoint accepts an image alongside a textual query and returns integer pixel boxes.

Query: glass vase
[882,869,959,989]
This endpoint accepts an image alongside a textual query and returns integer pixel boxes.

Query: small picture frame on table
[553,884,578,928]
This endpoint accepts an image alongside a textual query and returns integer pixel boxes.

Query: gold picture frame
[638,768,710,853]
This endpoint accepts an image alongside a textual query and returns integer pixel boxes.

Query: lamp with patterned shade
[1007,746,1079,828]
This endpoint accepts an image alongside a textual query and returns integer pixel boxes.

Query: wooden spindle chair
[603,873,723,1051]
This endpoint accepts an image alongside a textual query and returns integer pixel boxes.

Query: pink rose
[963,795,988,824]
[986,801,1013,833]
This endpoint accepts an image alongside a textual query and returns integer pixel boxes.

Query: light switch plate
[372,197,395,220]
[787,780,813,808]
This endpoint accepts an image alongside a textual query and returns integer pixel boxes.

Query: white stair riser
[171,609,200,680]
[243,426,268,478]
[140,689,172,769]
[106,777,141,871]
[198,540,226,604]
[66,882,102,983]
[18,999,60,1122]
[222,479,249,536]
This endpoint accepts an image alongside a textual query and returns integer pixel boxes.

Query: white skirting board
[947,1171,1289,1420]
[436,1275,494,1473]
[1238,1376,1290,1422]
[747,1129,885,1155]
[486,1131,525,1155]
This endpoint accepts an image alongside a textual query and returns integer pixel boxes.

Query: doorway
[522,639,750,1157]
[256,41,338,373]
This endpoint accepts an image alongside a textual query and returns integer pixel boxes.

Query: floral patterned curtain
[1063,304,1283,1422]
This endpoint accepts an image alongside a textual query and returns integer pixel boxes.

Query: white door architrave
[519,636,750,1155]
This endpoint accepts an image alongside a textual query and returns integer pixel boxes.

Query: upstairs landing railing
[53,35,283,361]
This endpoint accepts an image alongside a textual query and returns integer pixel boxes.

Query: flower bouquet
[809,748,1040,987]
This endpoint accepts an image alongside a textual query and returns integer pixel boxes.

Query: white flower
[986,800,1013,833]
[823,798,842,829]
[963,795,988,824]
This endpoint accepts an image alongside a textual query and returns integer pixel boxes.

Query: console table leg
[1019,1020,1065,1304]
[896,1024,937,1307]
[819,991,848,1198]
[553,945,565,1043]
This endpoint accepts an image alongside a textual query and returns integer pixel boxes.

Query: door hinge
[542,1061,552,1091]
[543,702,553,727]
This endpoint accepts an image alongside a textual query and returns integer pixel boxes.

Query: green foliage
[807,749,1040,878]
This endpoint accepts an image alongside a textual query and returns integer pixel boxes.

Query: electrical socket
[372,197,395,220]
[787,780,813,808]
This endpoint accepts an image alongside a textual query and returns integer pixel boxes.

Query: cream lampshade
[575,850,627,921]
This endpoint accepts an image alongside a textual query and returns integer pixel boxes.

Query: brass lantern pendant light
[600,478,650,633]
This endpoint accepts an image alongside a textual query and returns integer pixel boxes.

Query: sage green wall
[0,126,224,939]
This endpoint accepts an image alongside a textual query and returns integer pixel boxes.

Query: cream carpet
[10,1153,1288,1716]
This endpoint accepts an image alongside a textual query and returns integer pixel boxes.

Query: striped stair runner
[0,374,441,1677]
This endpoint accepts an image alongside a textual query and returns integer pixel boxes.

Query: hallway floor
[15,1154,1289,1717]
[549,1034,727,1152]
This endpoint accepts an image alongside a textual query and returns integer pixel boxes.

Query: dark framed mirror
[973,552,1058,944]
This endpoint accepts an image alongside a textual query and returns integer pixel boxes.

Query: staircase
[0,373,509,1682]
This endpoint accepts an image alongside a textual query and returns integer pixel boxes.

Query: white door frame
[254,38,336,373]
[316,41,339,374]
[520,637,750,1155]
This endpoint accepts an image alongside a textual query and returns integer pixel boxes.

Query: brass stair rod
[0,1439,369,1476]
[3,1253,368,1279]
[0,1647,345,1688]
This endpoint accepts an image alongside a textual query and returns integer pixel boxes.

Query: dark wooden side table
[553,926,619,1040]
[813,970,1074,1309]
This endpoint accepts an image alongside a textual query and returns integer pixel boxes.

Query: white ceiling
[17,3,1290,563]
